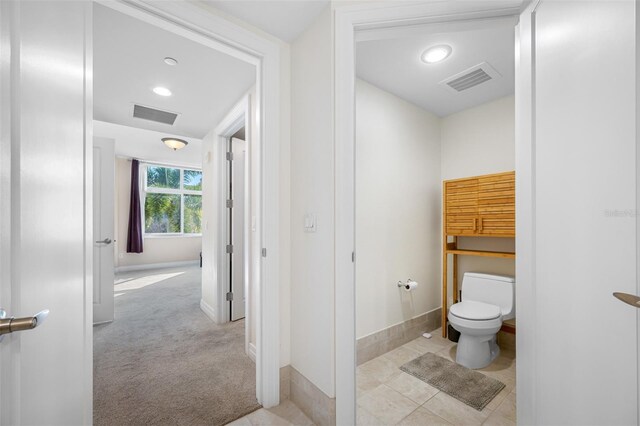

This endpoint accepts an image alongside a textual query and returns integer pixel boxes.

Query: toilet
[448,272,515,369]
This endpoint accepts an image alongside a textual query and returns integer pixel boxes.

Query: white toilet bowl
[448,273,515,370]
[448,301,502,369]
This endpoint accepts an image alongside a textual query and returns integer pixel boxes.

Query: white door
[93,137,115,324]
[517,1,638,424]
[0,1,92,424]
[231,137,246,321]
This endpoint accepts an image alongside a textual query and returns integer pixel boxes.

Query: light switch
[304,213,317,233]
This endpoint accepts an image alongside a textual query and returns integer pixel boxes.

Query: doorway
[353,15,517,425]
[0,0,283,423]
[335,1,640,425]
[91,3,260,424]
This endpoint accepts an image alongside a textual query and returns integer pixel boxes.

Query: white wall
[355,79,441,339]
[201,125,219,320]
[440,95,515,303]
[290,5,335,398]
[114,157,202,268]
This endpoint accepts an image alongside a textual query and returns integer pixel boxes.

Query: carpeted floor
[94,266,260,426]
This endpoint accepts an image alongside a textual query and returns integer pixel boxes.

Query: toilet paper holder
[397,279,414,288]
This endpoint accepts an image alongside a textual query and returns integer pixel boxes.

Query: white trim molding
[333,2,523,424]
[200,298,217,323]
[115,260,199,274]
[98,0,283,409]
[248,343,257,363]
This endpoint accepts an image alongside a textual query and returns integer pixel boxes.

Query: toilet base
[455,333,500,369]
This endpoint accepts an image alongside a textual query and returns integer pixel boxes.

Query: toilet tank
[461,272,515,319]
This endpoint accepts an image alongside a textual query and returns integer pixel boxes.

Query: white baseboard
[248,342,257,362]
[115,260,199,273]
[200,299,217,322]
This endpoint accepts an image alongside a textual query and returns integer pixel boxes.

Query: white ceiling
[199,0,329,42]
[93,3,256,139]
[356,18,516,117]
[95,121,202,168]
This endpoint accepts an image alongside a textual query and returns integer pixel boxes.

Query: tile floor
[229,328,516,426]
[357,329,516,426]
[227,400,314,426]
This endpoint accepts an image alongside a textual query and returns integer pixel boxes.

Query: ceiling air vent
[440,62,502,93]
[132,104,179,125]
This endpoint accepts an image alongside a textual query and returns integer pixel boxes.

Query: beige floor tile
[423,392,491,426]
[227,416,253,426]
[493,391,516,421]
[360,356,402,383]
[436,345,457,363]
[357,384,419,425]
[402,337,449,355]
[245,408,293,426]
[483,383,512,412]
[482,411,516,426]
[427,330,457,349]
[266,400,315,426]
[397,406,453,426]
[382,345,423,367]
[356,405,388,426]
[357,369,384,395]
[384,372,439,405]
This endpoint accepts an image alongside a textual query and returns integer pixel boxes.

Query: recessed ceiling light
[421,45,452,64]
[164,57,178,66]
[153,86,172,97]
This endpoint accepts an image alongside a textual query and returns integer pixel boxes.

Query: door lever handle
[0,309,50,341]
[95,238,112,244]
[613,292,640,308]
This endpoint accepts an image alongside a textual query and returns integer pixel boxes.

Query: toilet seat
[449,300,501,321]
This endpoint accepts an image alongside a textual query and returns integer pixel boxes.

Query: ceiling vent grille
[133,104,178,125]
[440,62,502,93]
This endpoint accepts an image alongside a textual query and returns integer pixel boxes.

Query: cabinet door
[478,172,515,236]
[445,178,478,235]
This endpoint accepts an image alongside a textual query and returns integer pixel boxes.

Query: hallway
[94,266,259,425]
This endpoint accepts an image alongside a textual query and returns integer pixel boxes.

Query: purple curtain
[126,159,143,253]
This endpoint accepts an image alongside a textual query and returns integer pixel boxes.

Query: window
[143,165,202,235]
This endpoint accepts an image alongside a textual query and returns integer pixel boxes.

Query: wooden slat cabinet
[444,178,478,235]
[443,171,515,237]
[477,172,515,237]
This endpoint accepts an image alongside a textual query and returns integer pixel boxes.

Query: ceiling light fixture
[164,57,178,66]
[153,86,172,97]
[421,45,452,64]
[162,137,188,151]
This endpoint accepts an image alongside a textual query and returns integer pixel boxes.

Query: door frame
[333,2,524,424]
[94,0,282,408]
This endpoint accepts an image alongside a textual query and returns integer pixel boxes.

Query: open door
[0,1,92,423]
[229,137,246,321]
[517,1,638,423]
[93,137,115,324]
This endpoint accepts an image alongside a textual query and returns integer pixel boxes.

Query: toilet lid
[450,301,501,320]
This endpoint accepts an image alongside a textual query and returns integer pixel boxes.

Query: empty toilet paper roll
[404,280,418,291]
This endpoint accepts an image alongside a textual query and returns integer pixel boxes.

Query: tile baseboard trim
[280,365,291,402]
[289,366,336,426]
[357,307,442,365]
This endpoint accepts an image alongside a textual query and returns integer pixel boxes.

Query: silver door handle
[0,309,50,342]
[95,238,112,244]
[613,292,640,308]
